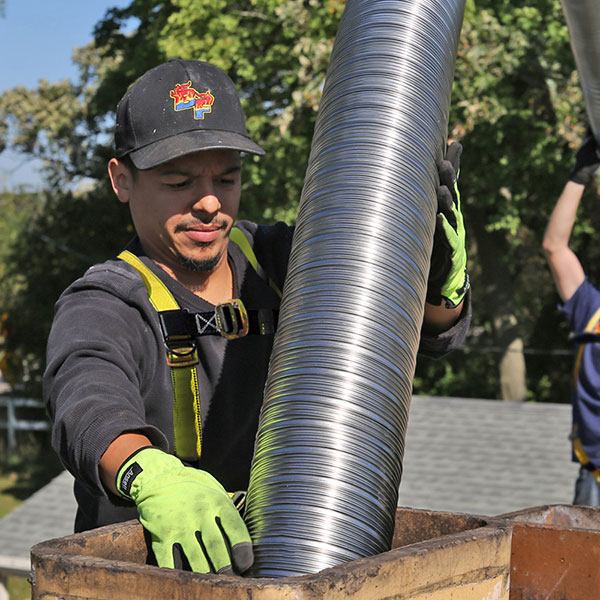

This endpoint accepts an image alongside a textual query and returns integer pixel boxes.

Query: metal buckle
[215,299,249,340]
[165,343,199,368]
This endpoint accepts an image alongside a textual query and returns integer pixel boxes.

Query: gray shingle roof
[399,395,579,516]
[0,395,580,571]
[0,469,76,570]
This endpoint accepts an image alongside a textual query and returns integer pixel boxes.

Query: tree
[94,0,344,224]
[414,0,590,402]
[0,190,40,387]
[0,186,133,394]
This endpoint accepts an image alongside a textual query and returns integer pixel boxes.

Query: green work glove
[427,141,470,309]
[569,127,600,186]
[116,447,253,574]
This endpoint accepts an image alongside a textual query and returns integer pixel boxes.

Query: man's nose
[192,188,221,215]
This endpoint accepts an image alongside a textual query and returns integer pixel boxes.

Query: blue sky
[0,0,131,189]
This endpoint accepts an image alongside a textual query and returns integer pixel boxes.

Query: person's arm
[542,181,585,304]
[423,299,464,333]
[543,128,600,304]
[95,372,253,575]
[100,432,153,495]
[44,277,171,497]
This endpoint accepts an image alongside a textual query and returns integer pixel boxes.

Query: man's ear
[108,158,132,204]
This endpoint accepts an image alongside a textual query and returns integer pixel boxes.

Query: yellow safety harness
[570,306,600,484]
[118,226,282,462]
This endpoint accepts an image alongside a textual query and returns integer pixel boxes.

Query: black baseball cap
[114,58,265,169]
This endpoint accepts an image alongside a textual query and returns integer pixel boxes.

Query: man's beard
[177,249,223,273]
[174,220,229,273]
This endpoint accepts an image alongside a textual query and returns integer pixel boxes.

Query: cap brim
[129,130,265,170]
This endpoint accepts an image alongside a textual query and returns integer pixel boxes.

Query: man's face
[119,149,242,277]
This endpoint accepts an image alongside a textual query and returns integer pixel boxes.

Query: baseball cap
[114,58,265,169]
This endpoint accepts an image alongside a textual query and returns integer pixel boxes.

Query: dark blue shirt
[561,278,600,469]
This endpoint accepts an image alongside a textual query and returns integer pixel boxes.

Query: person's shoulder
[233,220,294,287]
[566,277,600,307]
[561,277,600,327]
[234,219,294,242]
[238,219,294,257]
[62,256,146,300]
[581,277,600,295]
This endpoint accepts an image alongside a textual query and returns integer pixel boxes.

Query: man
[44,58,471,575]
[543,128,600,505]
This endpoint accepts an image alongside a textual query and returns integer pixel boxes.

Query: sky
[0,0,131,190]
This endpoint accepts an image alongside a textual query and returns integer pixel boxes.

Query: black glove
[569,127,600,186]
[427,141,470,308]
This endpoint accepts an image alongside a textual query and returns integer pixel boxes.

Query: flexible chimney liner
[560,0,600,141]
[244,0,465,577]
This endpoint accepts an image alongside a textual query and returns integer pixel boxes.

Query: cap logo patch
[169,81,215,120]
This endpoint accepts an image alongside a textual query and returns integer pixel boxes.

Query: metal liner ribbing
[560,0,600,141]
[244,0,465,577]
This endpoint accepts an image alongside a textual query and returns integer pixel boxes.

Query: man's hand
[427,141,469,308]
[117,447,253,574]
[569,127,600,186]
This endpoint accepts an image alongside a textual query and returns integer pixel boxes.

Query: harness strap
[117,226,282,462]
[118,250,179,311]
[158,306,278,341]
[118,249,202,461]
[571,306,600,484]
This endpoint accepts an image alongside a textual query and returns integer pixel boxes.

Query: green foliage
[159,0,343,223]
[414,348,499,400]
[413,0,587,401]
[0,191,43,386]
[0,431,62,491]
[0,187,132,393]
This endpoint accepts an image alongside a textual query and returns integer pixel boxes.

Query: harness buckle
[165,343,199,368]
[215,299,249,340]
[158,310,200,367]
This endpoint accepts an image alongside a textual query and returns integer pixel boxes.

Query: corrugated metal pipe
[560,0,600,140]
[244,0,466,578]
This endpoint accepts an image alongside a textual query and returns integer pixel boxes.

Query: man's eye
[167,180,189,189]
